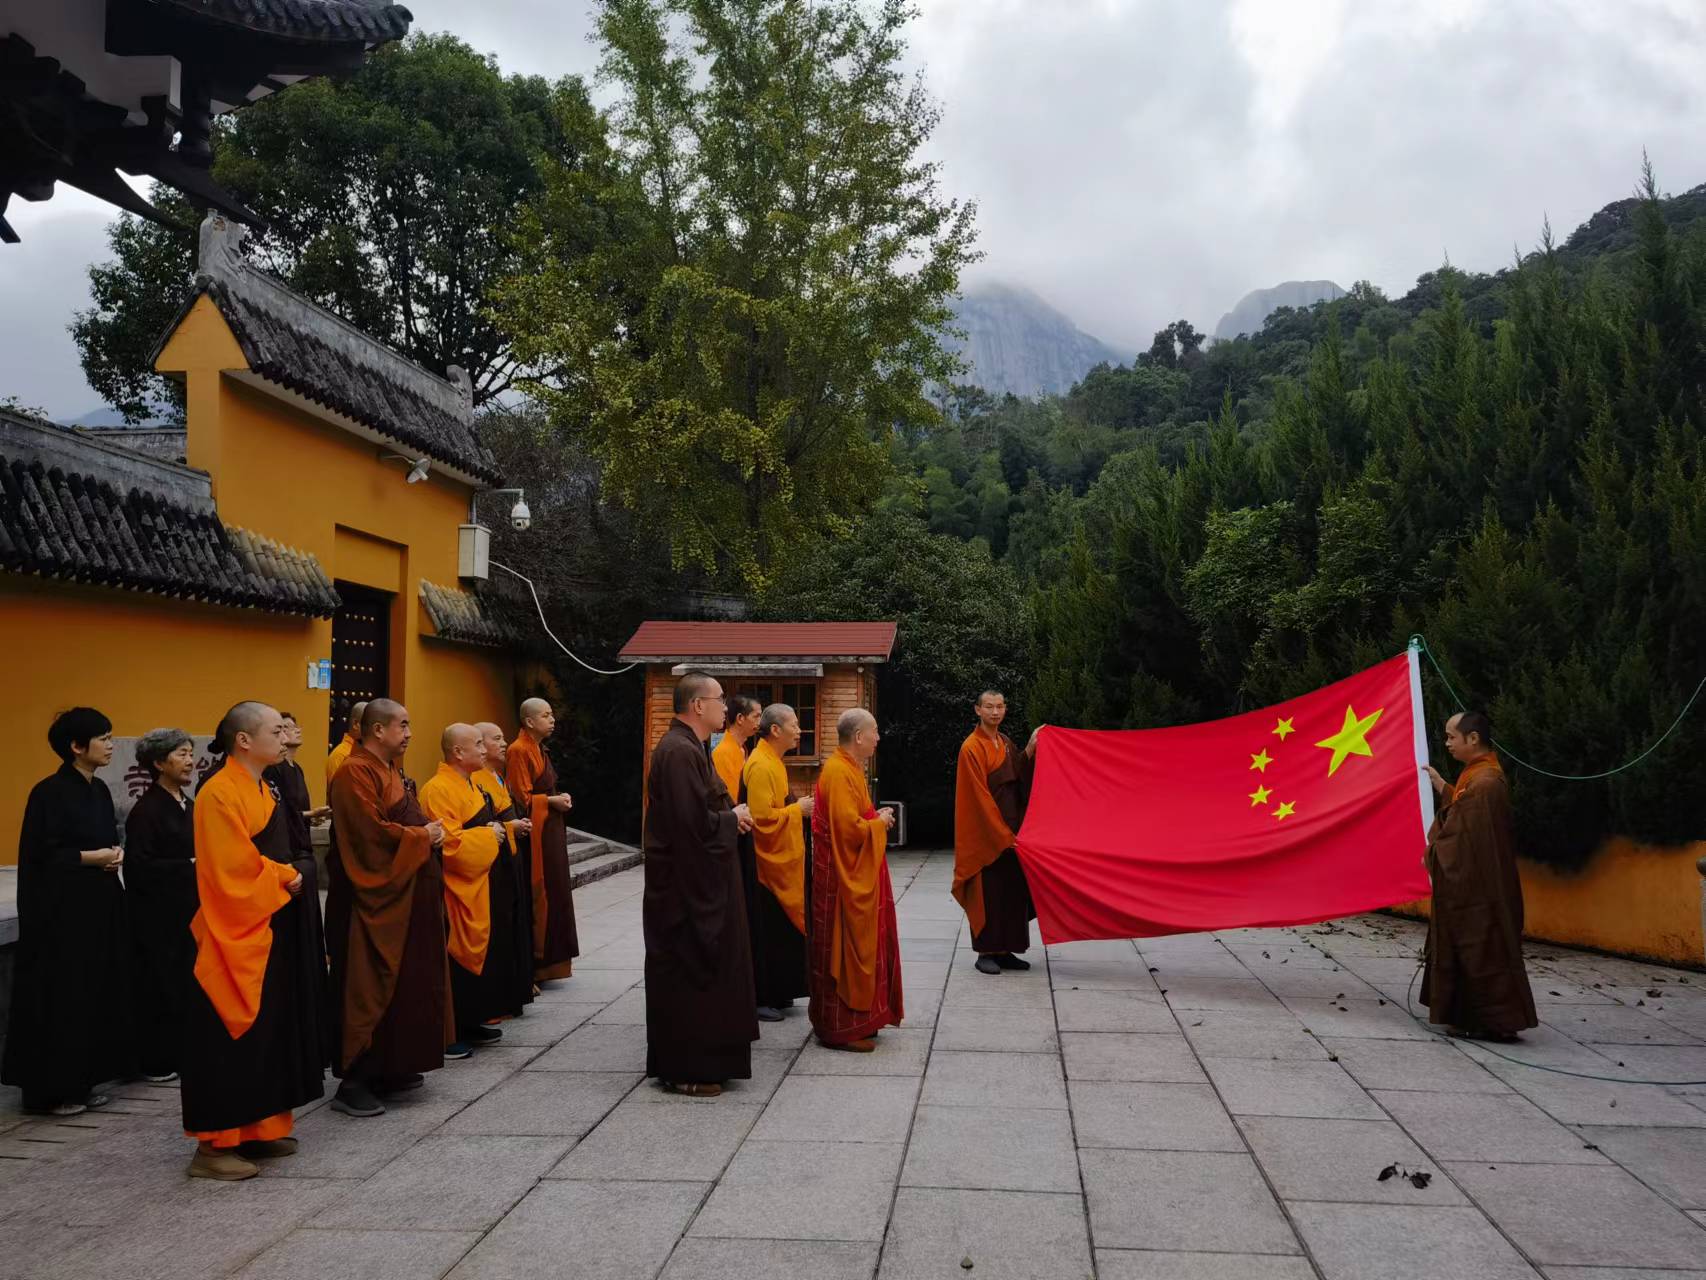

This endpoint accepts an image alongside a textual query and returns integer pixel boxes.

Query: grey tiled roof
[150,0,414,44]
[0,454,340,615]
[419,578,530,648]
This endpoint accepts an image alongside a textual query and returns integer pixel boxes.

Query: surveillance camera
[510,497,531,531]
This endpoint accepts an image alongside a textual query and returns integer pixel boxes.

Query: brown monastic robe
[506,733,579,981]
[642,719,758,1084]
[1421,755,1538,1037]
[327,746,453,1079]
[952,729,1036,955]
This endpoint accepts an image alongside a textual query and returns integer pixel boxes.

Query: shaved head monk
[1422,711,1537,1042]
[473,722,536,1015]
[420,724,518,1054]
[180,702,324,1180]
[642,672,758,1095]
[327,700,368,782]
[507,698,579,985]
[326,699,452,1119]
[808,709,902,1052]
[954,690,1040,975]
[742,704,811,1019]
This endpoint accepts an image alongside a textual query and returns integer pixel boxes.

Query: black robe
[2,764,135,1106]
[262,766,331,1070]
[124,784,199,1078]
[972,739,1037,956]
[448,788,529,1029]
[642,720,757,1084]
[179,796,324,1132]
[733,768,809,1009]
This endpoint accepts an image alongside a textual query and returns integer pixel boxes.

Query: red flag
[1016,651,1434,943]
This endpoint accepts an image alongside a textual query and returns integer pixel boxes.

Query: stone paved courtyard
[4,850,1706,1280]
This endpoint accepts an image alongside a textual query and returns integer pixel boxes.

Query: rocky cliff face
[945,283,1130,398]
[1213,280,1346,341]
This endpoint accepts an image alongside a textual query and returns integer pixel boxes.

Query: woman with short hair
[1,708,136,1115]
[126,726,201,1083]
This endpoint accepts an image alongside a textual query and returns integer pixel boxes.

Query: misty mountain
[945,283,1131,399]
[1214,280,1347,342]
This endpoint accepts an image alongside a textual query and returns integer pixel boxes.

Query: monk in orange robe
[180,702,324,1181]
[1423,711,1538,1041]
[475,722,536,1015]
[326,699,451,1119]
[808,708,902,1052]
[420,724,513,1052]
[711,695,758,803]
[326,700,367,782]
[743,703,811,1018]
[954,690,1040,975]
[507,698,579,984]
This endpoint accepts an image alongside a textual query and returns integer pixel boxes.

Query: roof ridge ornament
[198,213,248,281]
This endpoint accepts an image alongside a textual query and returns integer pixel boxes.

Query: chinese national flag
[1016,651,1435,944]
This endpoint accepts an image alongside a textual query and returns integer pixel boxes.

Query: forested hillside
[870,171,1706,863]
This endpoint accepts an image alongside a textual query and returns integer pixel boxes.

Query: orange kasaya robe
[808,750,902,1044]
[183,758,312,1147]
[474,767,519,853]
[507,731,577,979]
[419,764,501,976]
[711,733,747,803]
[327,732,357,783]
[743,738,806,933]
[953,729,1017,939]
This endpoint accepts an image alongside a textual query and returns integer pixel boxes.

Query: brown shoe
[821,1036,877,1053]
[188,1147,259,1181]
[237,1137,299,1159]
[666,1081,723,1097]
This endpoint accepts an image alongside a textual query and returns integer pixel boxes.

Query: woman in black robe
[1,708,135,1115]
[124,728,201,1082]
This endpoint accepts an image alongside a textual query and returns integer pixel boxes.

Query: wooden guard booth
[619,622,898,797]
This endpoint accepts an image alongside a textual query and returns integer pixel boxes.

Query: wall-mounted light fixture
[381,452,432,483]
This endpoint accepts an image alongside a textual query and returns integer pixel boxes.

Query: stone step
[570,846,643,888]
[566,839,608,867]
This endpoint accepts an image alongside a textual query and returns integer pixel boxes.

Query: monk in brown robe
[326,699,451,1118]
[954,690,1040,975]
[180,702,322,1181]
[642,672,758,1096]
[1422,710,1538,1042]
[809,709,902,1052]
[475,722,536,1015]
[420,724,513,1052]
[743,703,811,1019]
[326,700,367,783]
[507,698,578,985]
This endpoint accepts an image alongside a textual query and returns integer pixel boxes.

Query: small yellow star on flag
[1273,801,1296,821]
[1250,749,1273,773]
[1248,785,1271,807]
[1273,717,1295,741]
[1314,705,1383,777]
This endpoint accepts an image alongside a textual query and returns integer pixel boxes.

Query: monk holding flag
[507,699,578,984]
[742,704,811,1019]
[326,700,450,1119]
[180,702,323,1181]
[420,724,514,1051]
[1422,711,1537,1042]
[475,721,536,1015]
[954,690,1039,975]
[809,709,902,1052]
[1018,650,1435,942]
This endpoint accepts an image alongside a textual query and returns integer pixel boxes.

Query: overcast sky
[4,0,1703,418]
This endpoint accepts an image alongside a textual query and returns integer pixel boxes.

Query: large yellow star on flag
[1314,704,1383,777]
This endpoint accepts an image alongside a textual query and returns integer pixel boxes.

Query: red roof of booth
[619,621,897,662]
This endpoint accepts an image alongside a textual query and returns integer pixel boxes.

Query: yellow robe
[326,732,357,782]
[419,764,501,974]
[743,738,806,932]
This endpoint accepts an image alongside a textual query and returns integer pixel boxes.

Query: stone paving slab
[7,855,1706,1280]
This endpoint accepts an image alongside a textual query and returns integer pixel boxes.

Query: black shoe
[444,1042,473,1060]
[975,955,1002,975]
[330,1083,385,1118]
[756,1006,784,1022]
[374,1073,425,1094]
[994,953,1031,971]
[466,1024,503,1045]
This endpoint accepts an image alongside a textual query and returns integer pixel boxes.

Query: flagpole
[1407,639,1436,839]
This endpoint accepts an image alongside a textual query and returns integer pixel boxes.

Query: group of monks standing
[2,694,584,1181]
